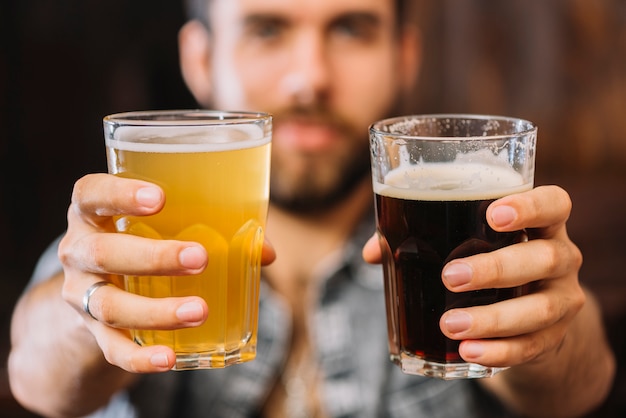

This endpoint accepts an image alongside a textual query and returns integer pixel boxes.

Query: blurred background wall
[0,1,196,416]
[1,0,625,416]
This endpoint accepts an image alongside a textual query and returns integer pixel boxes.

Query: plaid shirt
[35,218,514,418]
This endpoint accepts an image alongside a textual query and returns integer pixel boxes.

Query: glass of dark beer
[369,114,537,379]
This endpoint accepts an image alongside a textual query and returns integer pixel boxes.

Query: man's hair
[184,0,211,29]
[184,0,410,31]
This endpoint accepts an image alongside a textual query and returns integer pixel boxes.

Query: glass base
[395,353,508,380]
[173,349,256,371]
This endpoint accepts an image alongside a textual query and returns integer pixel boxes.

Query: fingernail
[443,263,473,288]
[176,301,204,322]
[136,187,162,209]
[491,205,517,227]
[179,246,206,269]
[461,341,484,359]
[150,352,170,368]
[444,311,472,334]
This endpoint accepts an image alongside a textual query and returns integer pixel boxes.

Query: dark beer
[374,163,531,365]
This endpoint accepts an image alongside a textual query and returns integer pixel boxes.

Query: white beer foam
[106,124,269,153]
[374,162,531,201]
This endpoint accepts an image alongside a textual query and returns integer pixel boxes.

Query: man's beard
[270,147,371,214]
[268,106,372,214]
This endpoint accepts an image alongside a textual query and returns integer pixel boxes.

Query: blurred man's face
[203,0,413,212]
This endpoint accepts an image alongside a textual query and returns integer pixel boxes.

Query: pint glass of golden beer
[103,110,271,370]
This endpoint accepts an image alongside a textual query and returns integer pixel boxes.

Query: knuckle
[553,328,568,354]
[60,283,73,304]
[483,307,501,335]
[57,235,72,265]
[570,286,586,315]
[536,288,580,330]
[149,241,181,272]
[96,297,116,325]
[126,360,143,374]
[65,201,80,223]
[101,348,122,370]
[128,348,162,373]
[148,243,168,267]
[491,255,505,280]
[520,335,543,363]
[477,254,505,287]
[124,352,143,373]
[525,192,542,219]
[496,341,517,365]
[84,238,109,273]
[569,242,583,271]
[540,242,560,276]
[536,292,560,327]
[556,186,573,213]
[539,236,582,279]
[71,174,101,207]
[70,176,89,202]
[556,239,580,273]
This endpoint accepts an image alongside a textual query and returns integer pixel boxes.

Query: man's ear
[398,24,422,93]
[179,20,213,107]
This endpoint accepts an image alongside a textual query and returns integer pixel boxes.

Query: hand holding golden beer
[58,111,274,372]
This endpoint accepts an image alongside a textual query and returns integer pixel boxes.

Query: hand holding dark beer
[439,185,584,368]
[363,185,584,369]
[58,173,276,373]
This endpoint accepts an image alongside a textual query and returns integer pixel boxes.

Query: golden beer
[104,111,271,370]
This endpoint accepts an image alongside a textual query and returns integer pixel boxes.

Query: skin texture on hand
[56,174,277,373]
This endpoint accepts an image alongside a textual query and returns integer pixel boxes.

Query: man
[8,0,615,417]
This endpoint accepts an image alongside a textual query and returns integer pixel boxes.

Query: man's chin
[270,191,343,215]
[269,170,370,215]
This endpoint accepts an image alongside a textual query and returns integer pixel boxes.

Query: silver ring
[82,281,113,320]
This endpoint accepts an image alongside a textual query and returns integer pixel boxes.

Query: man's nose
[282,32,331,104]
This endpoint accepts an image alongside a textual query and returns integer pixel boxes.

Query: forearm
[480,289,616,417]
[8,273,136,418]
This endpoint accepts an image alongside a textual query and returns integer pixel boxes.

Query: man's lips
[273,120,340,152]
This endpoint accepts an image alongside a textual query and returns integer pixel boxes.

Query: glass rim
[369,113,537,141]
[103,109,272,126]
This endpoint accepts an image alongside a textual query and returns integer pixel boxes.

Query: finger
[455,322,570,368]
[59,233,208,276]
[440,283,585,341]
[442,238,582,291]
[69,174,164,223]
[66,280,208,330]
[487,185,572,235]
[362,233,382,264]
[85,321,176,373]
[261,238,277,265]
